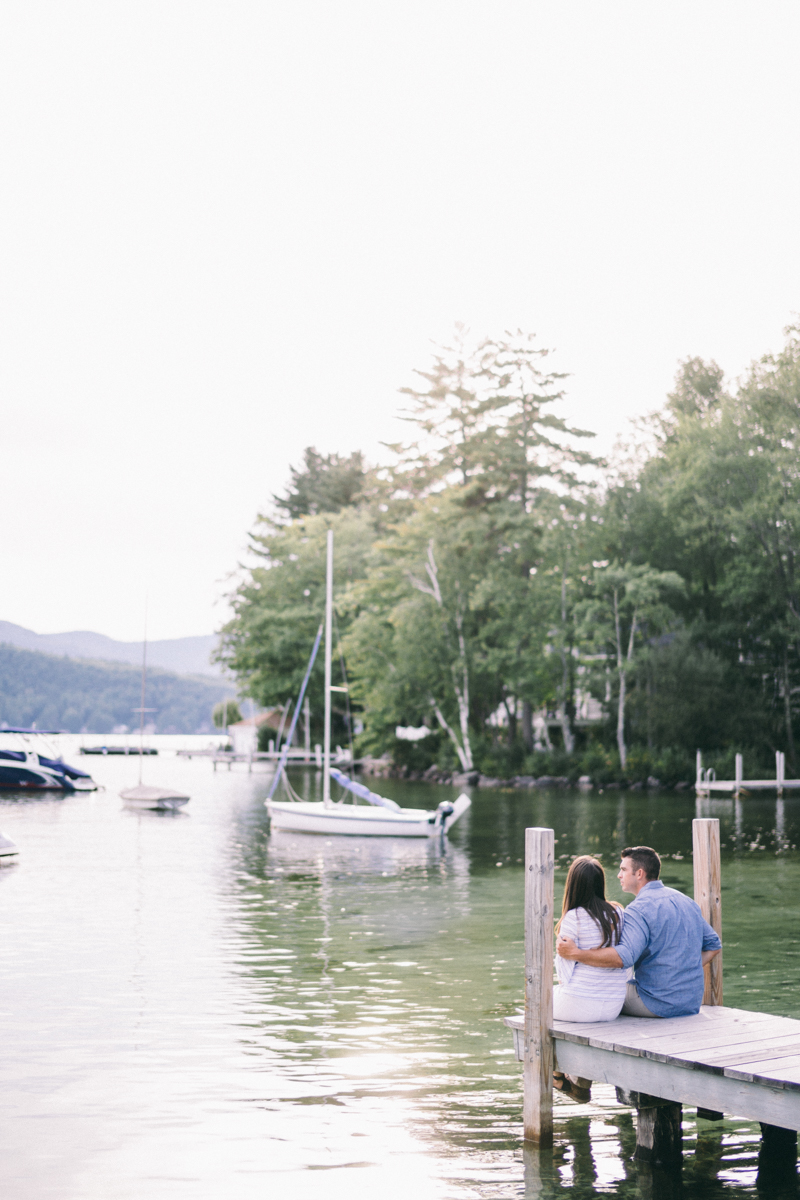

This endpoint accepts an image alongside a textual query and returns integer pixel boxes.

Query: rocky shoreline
[360,758,690,791]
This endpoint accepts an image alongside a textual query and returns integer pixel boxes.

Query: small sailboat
[120,610,189,812]
[0,831,19,863]
[266,531,470,838]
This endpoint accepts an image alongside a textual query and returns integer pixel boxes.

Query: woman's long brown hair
[556,855,622,947]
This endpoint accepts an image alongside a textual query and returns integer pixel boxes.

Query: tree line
[0,644,234,734]
[218,324,800,785]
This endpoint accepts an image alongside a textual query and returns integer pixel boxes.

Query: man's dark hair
[622,846,661,880]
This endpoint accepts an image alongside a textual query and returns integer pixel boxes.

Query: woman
[554,855,628,1023]
[552,856,629,1103]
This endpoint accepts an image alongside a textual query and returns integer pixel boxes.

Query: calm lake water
[1,741,798,1199]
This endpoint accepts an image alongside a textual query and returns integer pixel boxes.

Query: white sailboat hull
[267,795,470,838]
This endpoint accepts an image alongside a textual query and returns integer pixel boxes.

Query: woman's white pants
[552,986,624,1023]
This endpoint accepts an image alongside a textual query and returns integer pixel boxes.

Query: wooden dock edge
[504,1018,800,1129]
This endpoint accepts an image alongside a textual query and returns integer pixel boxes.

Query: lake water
[1,743,797,1199]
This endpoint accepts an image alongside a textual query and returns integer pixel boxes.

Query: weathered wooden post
[734,753,743,797]
[777,749,785,797]
[692,818,722,1007]
[523,826,554,1146]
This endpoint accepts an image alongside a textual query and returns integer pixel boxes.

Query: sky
[3,1,800,641]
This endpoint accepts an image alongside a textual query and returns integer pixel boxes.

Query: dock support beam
[634,1104,683,1167]
[523,827,554,1146]
[758,1123,798,1186]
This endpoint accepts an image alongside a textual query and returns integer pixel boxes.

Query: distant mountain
[0,621,222,678]
[0,644,235,734]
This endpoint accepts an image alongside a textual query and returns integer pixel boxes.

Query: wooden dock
[696,748,800,795]
[505,1005,800,1130]
[506,819,799,1176]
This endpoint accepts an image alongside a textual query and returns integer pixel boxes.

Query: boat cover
[329,768,402,812]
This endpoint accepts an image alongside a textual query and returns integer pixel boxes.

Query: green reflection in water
[231,775,800,1196]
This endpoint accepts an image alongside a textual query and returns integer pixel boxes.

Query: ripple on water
[0,754,794,1197]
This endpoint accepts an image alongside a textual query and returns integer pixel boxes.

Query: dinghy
[119,784,189,812]
[266,531,471,838]
[0,831,19,862]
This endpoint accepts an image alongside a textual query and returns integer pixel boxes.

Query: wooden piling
[734,753,743,796]
[634,1104,683,1167]
[692,818,722,1007]
[523,826,554,1146]
[758,1122,798,1185]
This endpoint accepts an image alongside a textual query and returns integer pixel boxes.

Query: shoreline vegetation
[359,746,749,791]
[219,325,800,789]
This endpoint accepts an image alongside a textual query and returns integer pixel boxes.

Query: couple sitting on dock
[552,847,721,1098]
[555,847,722,1020]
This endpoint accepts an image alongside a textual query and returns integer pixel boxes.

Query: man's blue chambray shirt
[616,880,722,1018]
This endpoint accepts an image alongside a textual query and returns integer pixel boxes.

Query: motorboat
[265,530,471,838]
[0,729,97,791]
[81,745,158,756]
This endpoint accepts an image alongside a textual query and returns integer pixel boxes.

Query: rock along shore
[359,758,680,790]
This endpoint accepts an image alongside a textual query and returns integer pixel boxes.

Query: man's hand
[556,935,624,970]
[556,935,580,960]
[556,931,582,960]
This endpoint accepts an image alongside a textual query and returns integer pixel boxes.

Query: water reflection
[0,749,798,1198]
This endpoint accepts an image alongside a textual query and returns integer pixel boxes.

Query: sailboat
[265,530,471,838]
[120,609,189,812]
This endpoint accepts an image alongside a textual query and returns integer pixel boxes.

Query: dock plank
[697,1038,800,1067]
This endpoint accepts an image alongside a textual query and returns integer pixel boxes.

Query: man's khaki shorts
[621,981,659,1018]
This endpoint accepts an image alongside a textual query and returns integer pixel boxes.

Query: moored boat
[267,791,470,838]
[265,531,471,838]
[0,729,97,791]
[119,614,190,811]
[0,831,19,861]
[119,784,189,812]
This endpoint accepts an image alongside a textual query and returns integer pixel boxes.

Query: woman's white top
[555,906,630,997]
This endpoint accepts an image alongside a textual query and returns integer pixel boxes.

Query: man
[557,845,722,1019]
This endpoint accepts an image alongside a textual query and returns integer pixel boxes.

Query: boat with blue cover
[0,729,97,791]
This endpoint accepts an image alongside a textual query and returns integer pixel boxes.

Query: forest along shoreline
[218,325,800,801]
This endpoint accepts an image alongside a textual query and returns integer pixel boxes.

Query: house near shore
[227,708,296,755]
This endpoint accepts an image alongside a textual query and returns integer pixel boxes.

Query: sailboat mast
[323,529,333,807]
[138,601,148,786]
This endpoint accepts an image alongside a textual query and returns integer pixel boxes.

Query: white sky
[3,1,800,641]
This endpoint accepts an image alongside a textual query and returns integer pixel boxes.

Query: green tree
[579,563,683,768]
[218,508,376,730]
[213,699,242,728]
[273,447,368,519]
[344,493,498,770]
